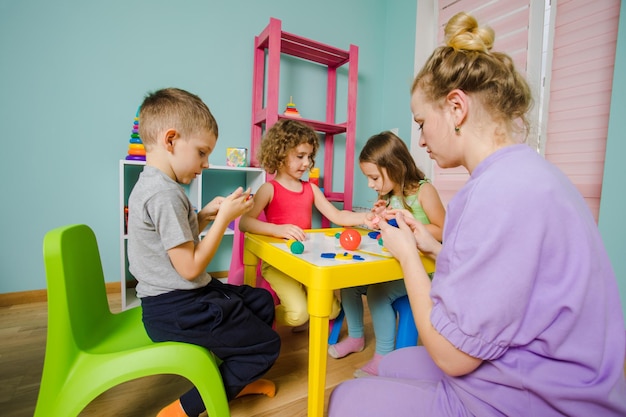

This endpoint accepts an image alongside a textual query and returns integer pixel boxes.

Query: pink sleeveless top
[264,180,313,229]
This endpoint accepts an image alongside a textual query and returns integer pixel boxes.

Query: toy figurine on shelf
[125,107,146,161]
[283,96,302,118]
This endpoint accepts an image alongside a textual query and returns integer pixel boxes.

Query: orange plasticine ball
[339,229,361,251]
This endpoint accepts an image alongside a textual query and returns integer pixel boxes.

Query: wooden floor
[4,293,625,417]
[0,292,376,417]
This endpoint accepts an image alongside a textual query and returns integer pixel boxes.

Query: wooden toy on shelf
[125,108,145,161]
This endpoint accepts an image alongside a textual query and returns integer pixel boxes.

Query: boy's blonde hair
[138,88,218,149]
[257,119,319,174]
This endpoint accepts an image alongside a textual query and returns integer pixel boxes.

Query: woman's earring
[454,125,461,134]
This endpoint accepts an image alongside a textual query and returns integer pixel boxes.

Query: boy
[127,88,280,417]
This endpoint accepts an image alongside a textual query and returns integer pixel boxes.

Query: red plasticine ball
[339,229,361,251]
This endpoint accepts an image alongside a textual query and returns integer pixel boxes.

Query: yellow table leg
[306,288,333,417]
[243,241,259,287]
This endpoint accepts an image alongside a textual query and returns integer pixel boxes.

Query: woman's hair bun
[444,12,494,53]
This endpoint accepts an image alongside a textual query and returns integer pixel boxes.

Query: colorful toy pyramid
[125,107,146,161]
[283,96,302,118]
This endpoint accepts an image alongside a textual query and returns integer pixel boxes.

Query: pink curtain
[544,0,620,222]
[429,0,621,221]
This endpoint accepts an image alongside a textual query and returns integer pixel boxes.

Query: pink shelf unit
[250,17,358,226]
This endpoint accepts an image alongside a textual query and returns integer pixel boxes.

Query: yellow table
[243,228,435,417]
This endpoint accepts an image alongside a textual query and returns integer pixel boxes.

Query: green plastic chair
[35,224,230,417]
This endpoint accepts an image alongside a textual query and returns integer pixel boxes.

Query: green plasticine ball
[290,240,305,254]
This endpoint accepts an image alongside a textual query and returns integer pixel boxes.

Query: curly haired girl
[240,119,376,330]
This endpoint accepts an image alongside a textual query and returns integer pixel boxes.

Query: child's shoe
[353,353,384,378]
[236,378,276,398]
[328,336,365,359]
[157,399,187,417]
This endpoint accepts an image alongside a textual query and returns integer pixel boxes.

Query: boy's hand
[214,187,253,224]
[199,196,225,222]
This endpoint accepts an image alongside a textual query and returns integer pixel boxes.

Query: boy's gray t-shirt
[128,165,211,298]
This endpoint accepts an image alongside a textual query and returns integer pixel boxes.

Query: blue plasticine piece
[321,253,336,259]
[352,255,365,261]
[368,231,380,239]
[388,218,398,228]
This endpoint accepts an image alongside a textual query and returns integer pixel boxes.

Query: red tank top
[264,180,313,229]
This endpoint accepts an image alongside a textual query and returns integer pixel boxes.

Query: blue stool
[328,308,345,344]
[328,295,418,349]
[391,295,418,348]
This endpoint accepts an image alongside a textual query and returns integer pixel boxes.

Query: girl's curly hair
[257,119,319,174]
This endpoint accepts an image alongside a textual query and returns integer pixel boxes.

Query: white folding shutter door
[433,0,532,206]
[544,0,620,222]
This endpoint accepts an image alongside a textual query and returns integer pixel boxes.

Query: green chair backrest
[44,224,112,351]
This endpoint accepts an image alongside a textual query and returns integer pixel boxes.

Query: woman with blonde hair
[328,12,626,416]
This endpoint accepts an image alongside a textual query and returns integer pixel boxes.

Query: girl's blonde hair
[359,131,427,210]
[412,12,532,139]
[257,119,319,174]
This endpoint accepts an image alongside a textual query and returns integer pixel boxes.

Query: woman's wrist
[399,253,424,273]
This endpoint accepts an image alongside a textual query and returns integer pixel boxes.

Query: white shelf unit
[119,159,266,310]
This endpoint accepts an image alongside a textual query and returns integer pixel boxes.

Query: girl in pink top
[240,119,376,330]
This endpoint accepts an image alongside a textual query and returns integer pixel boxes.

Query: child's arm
[311,184,375,228]
[418,182,445,242]
[168,187,253,280]
[239,182,307,241]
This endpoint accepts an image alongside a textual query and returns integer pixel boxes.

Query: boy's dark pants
[141,279,281,415]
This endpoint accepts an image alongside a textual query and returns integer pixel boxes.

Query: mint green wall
[0,0,415,293]
[351,1,419,206]
[598,7,626,322]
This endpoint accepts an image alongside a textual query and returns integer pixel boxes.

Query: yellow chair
[35,224,230,417]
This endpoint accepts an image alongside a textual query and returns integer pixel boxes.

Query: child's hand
[274,224,306,241]
[199,196,225,222]
[372,199,388,212]
[384,208,413,221]
[363,211,379,229]
[215,187,253,224]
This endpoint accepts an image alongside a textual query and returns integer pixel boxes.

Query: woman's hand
[380,213,442,261]
[402,214,442,258]
[378,213,420,265]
